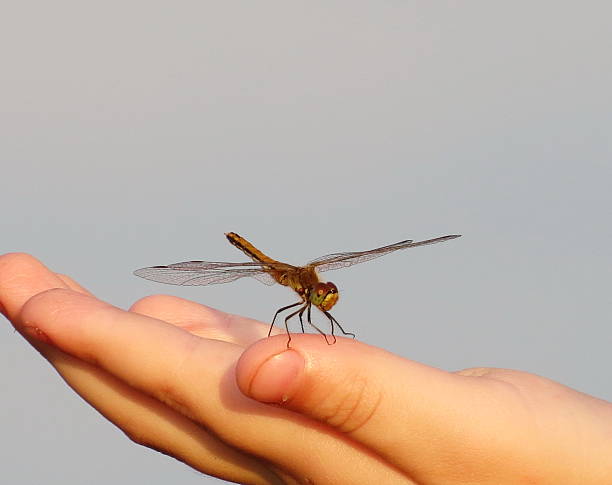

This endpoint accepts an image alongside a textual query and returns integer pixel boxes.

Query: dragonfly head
[311,282,339,311]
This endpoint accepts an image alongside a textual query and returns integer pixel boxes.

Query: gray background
[2,2,611,484]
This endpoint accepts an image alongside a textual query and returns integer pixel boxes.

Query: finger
[235,335,527,482]
[0,253,70,318]
[29,339,280,485]
[129,294,277,346]
[0,254,279,484]
[19,288,411,484]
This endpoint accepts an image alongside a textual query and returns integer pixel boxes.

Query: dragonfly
[134,232,461,346]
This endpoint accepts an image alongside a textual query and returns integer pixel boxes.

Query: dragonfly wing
[252,272,278,286]
[134,260,295,286]
[160,261,266,269]
[310,235,461,273]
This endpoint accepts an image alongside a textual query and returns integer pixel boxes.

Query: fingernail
[22,325,53,344]
[248,350,304,403]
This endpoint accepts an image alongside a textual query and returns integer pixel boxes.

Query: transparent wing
[133,260,294,286]
[252,272,278,286]
[309,235,461,273]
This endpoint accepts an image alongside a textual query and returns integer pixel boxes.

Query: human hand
[1,253,611,484]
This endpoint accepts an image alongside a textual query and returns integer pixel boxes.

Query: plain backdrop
[2,2,611,484]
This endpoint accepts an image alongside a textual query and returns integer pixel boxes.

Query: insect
[134,232,461,346]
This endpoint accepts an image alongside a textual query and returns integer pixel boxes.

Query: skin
[1,252,612,484]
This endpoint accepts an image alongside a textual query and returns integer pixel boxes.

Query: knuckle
[312,373,382,434]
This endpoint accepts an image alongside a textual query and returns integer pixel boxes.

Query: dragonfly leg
[305,305,335,345]
[323,310,356,342]
[269,301,302,337]
[283,305,307,348]
[298,305,307,333]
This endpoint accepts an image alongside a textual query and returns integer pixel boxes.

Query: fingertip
[236,336,308,402]
[18,287,98,331]
[129,294,228,331]
[15,288,90,345]
[0,251,39,268]
[0,253,51,288]
[0,253,57,283]
[0,253,71,319]
[129,294,175,313]
[240,349,305,403]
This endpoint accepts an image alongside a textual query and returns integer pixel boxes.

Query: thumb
[236,334,477,471]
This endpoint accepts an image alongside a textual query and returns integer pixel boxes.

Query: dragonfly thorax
[309,282,339,311]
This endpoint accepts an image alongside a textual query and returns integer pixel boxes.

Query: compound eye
[314,282,326,295]
[316,282,339,311]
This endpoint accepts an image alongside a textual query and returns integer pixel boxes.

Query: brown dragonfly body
[134,231,461,346]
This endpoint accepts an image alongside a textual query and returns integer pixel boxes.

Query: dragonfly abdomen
[226,232,290,286]
[226,232,277,264]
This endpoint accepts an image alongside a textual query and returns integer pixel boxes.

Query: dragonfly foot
[323,334,338,345]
